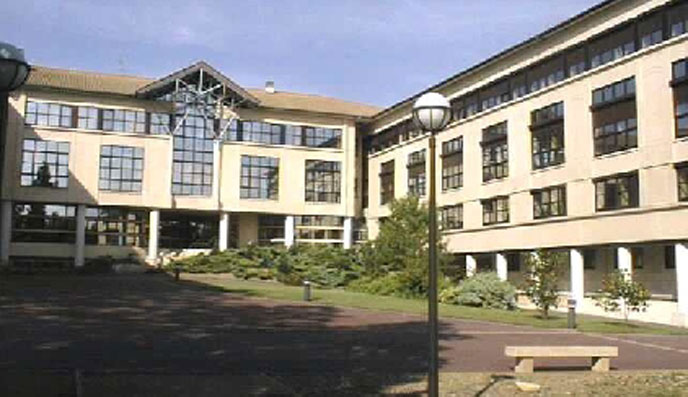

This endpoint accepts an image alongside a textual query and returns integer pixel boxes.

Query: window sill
[482,177,508,186]
[442,187,463,194]
[593,146,638,160]
[531,163,565,174]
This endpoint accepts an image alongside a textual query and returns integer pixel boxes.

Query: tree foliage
[524,250,565,319]
[594,270,651,321]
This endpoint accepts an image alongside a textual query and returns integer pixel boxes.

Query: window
[85,207,148,247]
[258,215,285,245]
[451,93,479,120]
[440,204,463,230]
[672,58,688,138]
[583,249,596,270]
[480,79,510,111]
[507,253,521,272]
[566,46,586,77]
[532,185,566,219]
[482,122,508,182]
[304,127,341,148]
[669,2,688,38]
[632,247,644,270]
[102,109,146,133]
[305,160,341,203]
[527,55,565,93]
[592,77,637,156]
[379,160,395,205]
[98,145,144,193]
[295,216,344,243]
[149,113,172,135]
[172,112,214,196]
[588,24,635,69]
[677,163,688,201]
[12,203,76,243]
[442,137,463,191]
[77,106,99,130]
[665,245,676,269]
[482,196,509,225]
[240,155,279,199]
[531,102,565,169]
[240,120,284,145]
[225,120,341,149]
[25,101,74,128]
[160,212,218,249]
[639,12,664,49]
[21,139,69,188]
[407,149,426,196]
[285,125,303,146]
[595,171,639,211]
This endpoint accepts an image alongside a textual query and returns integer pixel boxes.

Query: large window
[669,1,688,38]
[102,109,146,133]
[295,215,344,243]
[532,185,566,219]
[482,122,508,182]
[379,160,395,205]
[172,112,214,196]
[672,58,688,138]
[592,77,637,156]
[12,203,76,243]
[305,160,341,203]
[21,139,69,188]
[149,113,172,135]
[77,106,99,130]
[159,212,218,249]
[527,55,565,93]
[99,145,144,193]
[595,171,639,211]
[482,196,509,226]
[85,207,148,247]
[258,215,285,245]
[304,126,341,148]
[588,23,635,69]
[677,163,688,202]
[440,204,463,230]
[407,149,426,196]
[240,155,279,200]
[226,120,342,149]
[531,102,565,169]
[25,101,74,128]
[442,137,463,191]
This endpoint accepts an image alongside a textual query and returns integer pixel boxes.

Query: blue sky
[3,0,600,107]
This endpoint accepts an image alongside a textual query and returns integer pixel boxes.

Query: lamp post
[412,92,451,397]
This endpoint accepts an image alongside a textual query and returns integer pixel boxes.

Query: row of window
[367,1,688,155]
[436,166,688,231]
[25,100,343,149]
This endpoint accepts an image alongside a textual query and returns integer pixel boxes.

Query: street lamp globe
[412,92,451,133]
[0,42,30,93]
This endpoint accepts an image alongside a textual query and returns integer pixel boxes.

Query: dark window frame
[441,137,463,191]
[594,171,640,211]
[12,203,77,243]
[240,155,279,200]
[98,145,144,193]
[532,185,567,219]
[305,160,341,203]
[407,149,426,197]
[482,196,509,226]
[482,121,508,182]
[440,204,463,230]
[379,160,395,205]
[20,138,70,188]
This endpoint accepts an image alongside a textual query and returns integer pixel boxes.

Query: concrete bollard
[174,265,181,281]
[567,297,577,329]
[303,280,311,301]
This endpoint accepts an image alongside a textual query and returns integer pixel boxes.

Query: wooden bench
[505,346,618,373]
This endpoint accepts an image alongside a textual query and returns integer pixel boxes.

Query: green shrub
[442,273,516,310]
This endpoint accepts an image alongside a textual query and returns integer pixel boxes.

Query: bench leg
[514,357,534,373]
[591,357,610,372]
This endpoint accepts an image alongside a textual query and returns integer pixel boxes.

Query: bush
[594,270,651,321]
[441,273,516,310]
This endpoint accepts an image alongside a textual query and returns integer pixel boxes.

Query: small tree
[594,270,651,321]
[524,249,565,319]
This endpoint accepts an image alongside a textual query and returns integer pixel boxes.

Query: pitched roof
[24,65,380,118]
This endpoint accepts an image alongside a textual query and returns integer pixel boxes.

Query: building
[0,61,378,268]
[1,0,687,325]
[364,0,688,326]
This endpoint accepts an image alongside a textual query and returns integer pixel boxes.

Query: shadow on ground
[0,273,465,396]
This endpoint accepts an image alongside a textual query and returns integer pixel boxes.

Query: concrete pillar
[219,212,230,251]
[284,215,295,248]
[496,253,508,281]
[147,209,160,264]
[676,243,688,315]
[0,200,12,264]
[343,217,353,249]
[466,255,477,277]
[617,246,632,281]
[570,249,585,308]
[74,204,86,268]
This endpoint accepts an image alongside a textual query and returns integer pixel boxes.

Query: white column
[147,209,160,264]
[570,249,585,308]
[0,200,12,264]
[676,243,688,315]
[219,212,229,251]
[496,253,508,281]
[617,246,632,281]
[343,217,353,249]
[74,204,86,268]
[466,255,477,277]
[284,215,295,248]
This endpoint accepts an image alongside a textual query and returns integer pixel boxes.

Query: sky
[3,0,601,108]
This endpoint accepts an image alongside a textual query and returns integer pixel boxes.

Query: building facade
[1,0,687,325]
[364,0,688,325]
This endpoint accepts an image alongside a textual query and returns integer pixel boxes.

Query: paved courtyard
[1,274,687,396]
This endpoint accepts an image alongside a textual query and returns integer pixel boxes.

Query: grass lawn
[183,273,688,335]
